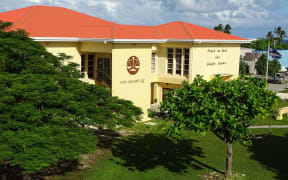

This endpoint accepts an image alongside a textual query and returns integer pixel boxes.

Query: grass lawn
[252,115,288,126]
[52,121,288,180]
[252,99,288,126]
[279,90,288,93]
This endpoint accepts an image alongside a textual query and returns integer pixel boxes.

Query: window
[88,55,94,78]
[167,48,173,74]
[81,54,85,75]
[151,52,156,73]
[184,49,190,76]
[176,48,182,75]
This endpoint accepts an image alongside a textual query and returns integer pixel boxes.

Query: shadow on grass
[249,132,288,180]
[0,159,79,180]
[110,134,222,174]
[0,129,120,180]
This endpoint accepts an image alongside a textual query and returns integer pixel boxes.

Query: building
[240,47,261,74]
[0,6,251,120]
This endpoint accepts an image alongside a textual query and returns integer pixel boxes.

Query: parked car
[272,73,286,84]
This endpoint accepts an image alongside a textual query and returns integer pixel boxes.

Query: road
[268,83,288,93]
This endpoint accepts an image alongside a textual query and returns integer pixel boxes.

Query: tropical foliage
[0,21,142,175]
[214,24,231,34]
[156,75,278,177]
[255,54,281,76]
[239,61,250,74]
[242,26,288,50]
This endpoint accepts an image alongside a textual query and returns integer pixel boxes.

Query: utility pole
[265,40,270,82]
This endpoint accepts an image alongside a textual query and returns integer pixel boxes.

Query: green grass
[251,99,288,126]
[252,115,288,126]
[279,90,288,93]
[52,122,288,180]
[277,99,288,108]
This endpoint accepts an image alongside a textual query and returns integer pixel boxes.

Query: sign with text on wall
[206,48,228,67]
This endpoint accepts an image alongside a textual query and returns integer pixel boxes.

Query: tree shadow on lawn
[249,132,288,180]
[110,134,223,174]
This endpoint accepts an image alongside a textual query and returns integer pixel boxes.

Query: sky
[0,0,288,39]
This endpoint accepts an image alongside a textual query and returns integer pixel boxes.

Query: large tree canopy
[0,21,142,175]
[157,75,278,177]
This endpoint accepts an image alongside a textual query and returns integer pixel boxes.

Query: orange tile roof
[0,5,248,41]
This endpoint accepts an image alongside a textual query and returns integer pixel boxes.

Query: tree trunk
[225,142,233,178]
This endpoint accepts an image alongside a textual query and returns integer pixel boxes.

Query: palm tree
[266,31,274,43]
[274,26,282,37]
[224,24,231,34]
[214,24,224,32]
[279,30,287,42]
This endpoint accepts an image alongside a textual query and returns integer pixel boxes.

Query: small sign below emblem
[127,56,140,75]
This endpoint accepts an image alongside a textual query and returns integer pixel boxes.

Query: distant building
[240,48,261,74]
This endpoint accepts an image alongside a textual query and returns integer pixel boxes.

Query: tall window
[184,49,190,76]
[167,48,173,74]
[81,54,85,75]
[88,55,94,78]
[151,52,156,73]
[176,48,182,75]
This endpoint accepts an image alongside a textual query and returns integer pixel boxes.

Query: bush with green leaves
[239,61,249,74]
[0,21,142,175]
[157,75,278,177]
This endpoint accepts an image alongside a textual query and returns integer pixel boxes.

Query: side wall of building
[191,43,241,80]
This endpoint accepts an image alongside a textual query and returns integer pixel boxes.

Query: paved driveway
[268,83,288,93]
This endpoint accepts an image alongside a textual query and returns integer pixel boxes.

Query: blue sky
[0,0,288,39]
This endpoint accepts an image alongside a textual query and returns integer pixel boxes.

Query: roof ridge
[14,6,35,28]
[180,22,195,40]
[155,26,160,39]
[112,24,116,39]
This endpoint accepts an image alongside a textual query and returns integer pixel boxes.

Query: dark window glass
[81,54,85,75]
[167,48,173,74]
[184,49,190,76]
[176,48,182,75]
[88,55,94,78]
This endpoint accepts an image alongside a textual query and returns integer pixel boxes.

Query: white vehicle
[273,73,286,84]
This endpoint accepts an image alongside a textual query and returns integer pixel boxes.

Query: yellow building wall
[41,41,241,121]
[80,42,112,53]
[191,43,240,80]
[42,42,81,65]
[112,43,153,119]
[43,42,113,84]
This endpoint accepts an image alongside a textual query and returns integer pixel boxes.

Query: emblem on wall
[127,56,140,75]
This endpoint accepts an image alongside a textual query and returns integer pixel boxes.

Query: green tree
[157,76,278,177]
[0,21,142,175]
[214,24,223,32]
[273,26,286,44]
[255,54,267,75]
[214,24,231,34]
[239,61,249,74]
[224,24,231,34]
[266,31,274,44]
[268,58,281,77]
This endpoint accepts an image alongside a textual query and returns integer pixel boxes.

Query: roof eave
[32,37,252,44]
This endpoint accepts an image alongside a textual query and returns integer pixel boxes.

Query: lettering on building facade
[120,79,145,84]
[206,48,228,66]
